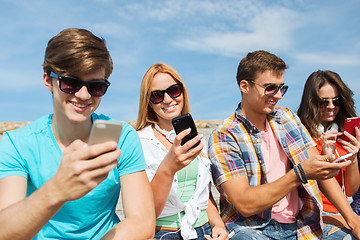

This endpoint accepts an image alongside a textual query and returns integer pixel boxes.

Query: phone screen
[172,113,199,147]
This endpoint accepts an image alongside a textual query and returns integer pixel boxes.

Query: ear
[43,72,53,93]
[239,79,250,95]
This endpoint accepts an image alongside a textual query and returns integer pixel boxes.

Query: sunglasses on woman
[149,83,183,104]
[320,97,341,107]
[247,79,288,97]
[50,72,110,97]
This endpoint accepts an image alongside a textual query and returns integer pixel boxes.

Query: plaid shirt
[208,104,323,239]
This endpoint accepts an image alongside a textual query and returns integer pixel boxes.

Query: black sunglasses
[149,83,183,104]
[50,72,110,97]
[247,79,288,97]
[320,97,341,107]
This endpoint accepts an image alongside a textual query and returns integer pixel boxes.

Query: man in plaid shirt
[208,50,351,239]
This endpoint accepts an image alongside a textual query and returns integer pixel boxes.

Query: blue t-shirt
[0,113,147,239]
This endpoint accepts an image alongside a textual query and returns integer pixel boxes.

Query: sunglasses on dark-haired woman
[320,97,341,107]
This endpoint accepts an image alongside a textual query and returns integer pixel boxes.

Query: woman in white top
[136,63,228,240]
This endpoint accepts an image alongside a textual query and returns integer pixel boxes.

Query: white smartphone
[333,152,354,163]
[88,120,123,145]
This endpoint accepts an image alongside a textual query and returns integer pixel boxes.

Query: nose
[162,92,173,104]
[74,85,92,100]
[327,100,336,108]
[273,88,283,99]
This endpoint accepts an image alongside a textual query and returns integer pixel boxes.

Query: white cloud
[92,22,133,38]
[172,4,303,57]
[295,52,360,67]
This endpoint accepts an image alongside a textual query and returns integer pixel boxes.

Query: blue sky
[1,0,359,122]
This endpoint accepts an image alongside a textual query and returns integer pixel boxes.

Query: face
[242,70,285,117]
[318,83,340,126]
[44,69,105,124]
[150,73,184,126]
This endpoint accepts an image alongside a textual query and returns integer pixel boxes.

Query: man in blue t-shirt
[0,28,155,239]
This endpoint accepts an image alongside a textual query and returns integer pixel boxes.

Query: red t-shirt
[315,139,347,213]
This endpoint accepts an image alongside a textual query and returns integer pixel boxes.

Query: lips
[324,112,335,117]
[266,100,277,106]
[162,105,176,111]
[70,101,91,110]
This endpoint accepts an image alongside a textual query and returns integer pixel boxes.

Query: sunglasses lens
[333,99,341,106]
[320,98,341,107]
[167,84,182,98]
[280,86,288,96]
[88,82,109,97]
[150,91,164,104]
[60,77,82,93]
[265,85,279,96]
[320,100,329,106]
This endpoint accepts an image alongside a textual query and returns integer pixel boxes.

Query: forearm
[0,180,65,239]
[207,194,224,229]
[150,163,176,217]
[102,215,154,240]
[318,179,358,227]
[344,159,360,196]
[226,169,301,217]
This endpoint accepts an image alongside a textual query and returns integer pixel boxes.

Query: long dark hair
[297,70,356,138]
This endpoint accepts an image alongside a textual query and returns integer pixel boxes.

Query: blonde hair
[136,63,190,131]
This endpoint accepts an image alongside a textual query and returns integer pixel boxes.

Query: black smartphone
[171,113,200,148]
[88,120,123,145]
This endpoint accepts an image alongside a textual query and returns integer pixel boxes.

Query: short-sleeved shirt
[208,104,323,240]
[0,113,147,239]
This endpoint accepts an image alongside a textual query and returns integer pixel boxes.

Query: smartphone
[88,119,123,145]
[333,152,354,163]
[171,113,200,148]
[341,117,360,141]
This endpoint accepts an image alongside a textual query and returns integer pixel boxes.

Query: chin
[67,111,93,124]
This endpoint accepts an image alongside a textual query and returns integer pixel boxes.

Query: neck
[157,119,173,131]
[51,113,92,147]
[241,103,267,131]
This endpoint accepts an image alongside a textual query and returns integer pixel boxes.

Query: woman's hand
[204,225,228,240]
[338,127,360,163]
[162,128,205,174]
[321,130,339,155]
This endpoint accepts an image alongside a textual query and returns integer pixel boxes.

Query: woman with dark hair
[136,63,228,240]
[298,70,360,238]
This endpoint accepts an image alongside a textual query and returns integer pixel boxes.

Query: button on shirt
[208,104,323,240]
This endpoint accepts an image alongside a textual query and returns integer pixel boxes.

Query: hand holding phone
[171,113,200,148]
[88,120,123,145]
[341,117,360,141]
[333,152,354,163]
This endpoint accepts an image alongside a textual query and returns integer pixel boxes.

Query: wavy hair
[42,28,113,78]
[297,70,356,138]
[136,63,190,131]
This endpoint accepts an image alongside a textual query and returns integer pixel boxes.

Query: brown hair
[136,63,190,131]
[42,28,113,78]
[297,70,356,138]
[236,50,287,86]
